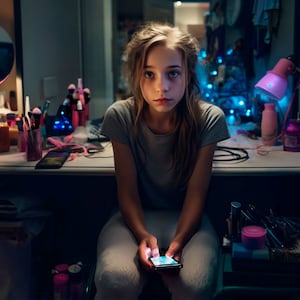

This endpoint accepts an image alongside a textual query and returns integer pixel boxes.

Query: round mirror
[0,26,14,84]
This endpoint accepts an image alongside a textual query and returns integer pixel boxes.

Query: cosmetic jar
[241,225,266,249]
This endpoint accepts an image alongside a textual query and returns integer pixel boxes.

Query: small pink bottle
[261,103,278,146]
[283,119,300,152]
[53,273,69,300]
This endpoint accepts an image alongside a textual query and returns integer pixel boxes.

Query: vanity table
[1,139,300,176]
[0,136,299,240]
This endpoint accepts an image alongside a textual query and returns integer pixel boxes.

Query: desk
[1,139,300,176]
[0,142,115,176]
[1,137,299,239]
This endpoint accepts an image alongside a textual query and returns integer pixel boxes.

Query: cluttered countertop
[0,122,300,176]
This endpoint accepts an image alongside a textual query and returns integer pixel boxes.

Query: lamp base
[283,119,300,152]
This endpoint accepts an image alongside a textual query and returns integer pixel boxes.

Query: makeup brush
[31,107,42,129]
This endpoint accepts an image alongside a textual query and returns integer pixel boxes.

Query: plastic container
[261,103,278,146]
[18,131,27,152]
[72,126,88,144]
[241,225,266,249]
[283,119,300,152]
[53,273,69,300]
[26,128,42,161]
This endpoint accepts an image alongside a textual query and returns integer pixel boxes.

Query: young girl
[94,22,230,300]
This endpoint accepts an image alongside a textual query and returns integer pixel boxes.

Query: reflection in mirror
[0,26,14,84]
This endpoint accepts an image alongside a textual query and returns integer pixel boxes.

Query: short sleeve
[100,100,134,144]
[199,102,230,147]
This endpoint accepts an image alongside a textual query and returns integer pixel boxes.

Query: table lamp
[255,55,300,152]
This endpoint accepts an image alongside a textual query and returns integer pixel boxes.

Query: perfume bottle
[283,119,300,152]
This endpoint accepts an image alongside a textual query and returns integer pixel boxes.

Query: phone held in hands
[149,255,183,271]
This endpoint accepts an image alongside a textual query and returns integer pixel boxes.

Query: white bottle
[261,103,278,146]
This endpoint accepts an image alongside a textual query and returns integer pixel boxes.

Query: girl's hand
[138,235,159,271]
[165,240,182,262]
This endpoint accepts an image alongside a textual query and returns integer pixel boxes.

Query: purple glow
[255,71,288,100]
[255,57,296,100]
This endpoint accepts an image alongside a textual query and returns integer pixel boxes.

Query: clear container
[26,128,42,161]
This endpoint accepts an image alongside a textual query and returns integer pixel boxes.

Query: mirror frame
[0,0,23,113]
[0,27,14,84]
[13,0,24,113]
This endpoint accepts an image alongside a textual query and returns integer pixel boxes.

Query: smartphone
[35,150,70,169]
[150,256,183,271]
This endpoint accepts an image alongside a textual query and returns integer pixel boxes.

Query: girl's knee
[163,268,217,300]
[94,264,143,299]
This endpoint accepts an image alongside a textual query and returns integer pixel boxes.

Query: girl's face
[140,44,186,114]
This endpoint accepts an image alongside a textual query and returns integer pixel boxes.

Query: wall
[81,0,114,119]
[20,0,82,116]
[174,2,209,48]
[19,0,114,118]
[174,3,209,30]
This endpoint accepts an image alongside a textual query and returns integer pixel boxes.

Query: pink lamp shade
[255,58,296,100]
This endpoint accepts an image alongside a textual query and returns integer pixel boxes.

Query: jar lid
[241,225,266,249]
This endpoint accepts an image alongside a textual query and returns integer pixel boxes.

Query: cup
[26,128,42,161]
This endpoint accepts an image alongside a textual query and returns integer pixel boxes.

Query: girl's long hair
[125,22,204,188]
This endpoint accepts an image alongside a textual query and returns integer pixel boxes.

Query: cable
[213,146,249,162]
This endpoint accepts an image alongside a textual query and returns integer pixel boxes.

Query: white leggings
[94,211,220,300]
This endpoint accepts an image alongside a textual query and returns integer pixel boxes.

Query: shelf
[215,253,300,299]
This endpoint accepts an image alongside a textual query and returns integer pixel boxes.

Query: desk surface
[0,137,300,176]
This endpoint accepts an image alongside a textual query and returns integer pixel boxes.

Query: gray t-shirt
[101,98,230,210]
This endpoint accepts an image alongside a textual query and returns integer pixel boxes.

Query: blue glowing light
[217,56,223,64]
[226,48,233,55]
[198,49,207,59]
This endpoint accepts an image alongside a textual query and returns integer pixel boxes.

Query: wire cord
[214,146,249,162]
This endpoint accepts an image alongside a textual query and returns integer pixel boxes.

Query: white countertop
[0,133,300,176]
